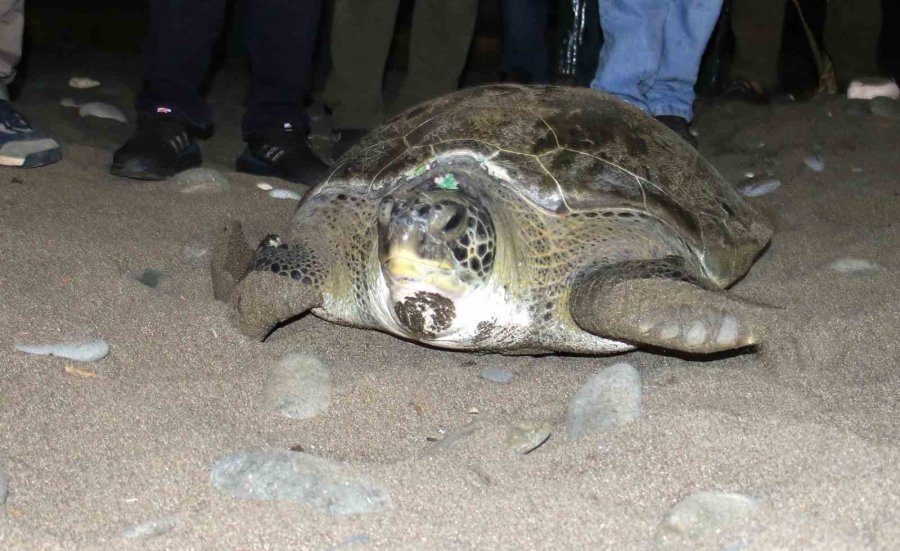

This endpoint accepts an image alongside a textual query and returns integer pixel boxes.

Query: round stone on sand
[176,168,231,194]
[566,362,642,438]
[261,353,332,419]
[78,102,127,123]
[15,339,109,362]
[210,449,390,515]
[123,516,179,539]
[656,491,760,549]
[828,257,881,274]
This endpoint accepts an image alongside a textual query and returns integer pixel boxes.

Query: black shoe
[655,115,698,148]
[110,116,201,180]
[332,128,368,161]
[236,127,329,184]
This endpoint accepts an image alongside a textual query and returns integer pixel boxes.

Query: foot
[331,128,368,161]
[654,115,698,148]
[236,125,329,184]
[110,114,201,180]
[0,100,62,168]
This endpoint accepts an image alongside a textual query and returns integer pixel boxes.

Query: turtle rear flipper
[211,220,324,340]
[570,260,767,354]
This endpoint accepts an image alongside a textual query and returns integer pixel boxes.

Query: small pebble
[467,406,480,415]
[123,516,178,539]
[566,362,642,438]
[870,97,900,120]
[262,353,332,419]
[269,188,303,200]
[0,469,8,504]
[15,339,109,362]
[68,76,100,89]
[256,182,274,191]
[423,422,482,456]
[59,97,79,108]
[137,268,169,289]
[211,449,390,515]
[480,366,513,384]
[176,167,231,194]
[738,176,781,197]
[656,491,760,549]
[803,154,824,172]
[742,171,755,178]
[506,421,551,455]
[78,102,127,123]
[828,257,881,274]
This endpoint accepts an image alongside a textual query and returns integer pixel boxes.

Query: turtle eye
[442,211,464,232]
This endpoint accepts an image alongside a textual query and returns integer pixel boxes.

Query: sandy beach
[2,46,900,550]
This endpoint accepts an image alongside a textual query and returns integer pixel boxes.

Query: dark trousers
[137,0,322,138]
[501,0,549,84]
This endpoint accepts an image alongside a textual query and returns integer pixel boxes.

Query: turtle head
[377,178,496,337]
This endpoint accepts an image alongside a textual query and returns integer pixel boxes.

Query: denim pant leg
[242,0,323,138]
[647,0,724,121]
[501,0,549,83]
[137,0,229,130]
[590,0,669,113]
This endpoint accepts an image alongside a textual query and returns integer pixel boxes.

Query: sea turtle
[212,84,772,355]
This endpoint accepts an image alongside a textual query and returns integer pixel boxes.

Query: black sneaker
[236,125,329,184]
[655,115,698,148]
[0,100,62,168]
[332,128,368,161]
[110,115,201,180]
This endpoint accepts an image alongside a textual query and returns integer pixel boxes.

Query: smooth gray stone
[176,168,231,194]
[211,450,390,515]
[480,366,514,384]
[262,353,332,419]
[803,154,824,172]
[566,362,642,438]
[656,491,760,549]
[506,421,551,455]
[0,469,8,504]
[15,339,109,362]
[423,422,483,457]
[828,257,881,274]
[123,516,179,539]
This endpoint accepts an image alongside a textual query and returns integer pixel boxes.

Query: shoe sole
[234,149,301,183]
[109,146,202,181]
[0,147,63,168]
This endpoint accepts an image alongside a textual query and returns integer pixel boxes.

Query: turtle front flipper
[569,258,766,354]
[211,220,324,340]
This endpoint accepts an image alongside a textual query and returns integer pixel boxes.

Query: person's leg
[589,0,668,114]
[242,0,322,138]
[233,0,328,184]
[825,0,881,85]
[388,0,479,115]
[501,0,550,83]
[0,0,23,89]
[0,0,61,168]
[113,0,228,180]
[730,0,785,92]
[879,0,900,81]
[647,0,724,121]
[322,0,401,131]
[136,0,229,130]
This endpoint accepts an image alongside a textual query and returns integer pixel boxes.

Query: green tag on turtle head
[435,173,458,190]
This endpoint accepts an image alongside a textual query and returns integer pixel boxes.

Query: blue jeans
[590,0,723,121]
